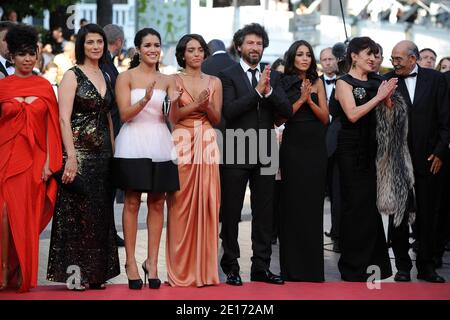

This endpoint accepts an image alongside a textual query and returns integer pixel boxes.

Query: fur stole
[375,92,415,227]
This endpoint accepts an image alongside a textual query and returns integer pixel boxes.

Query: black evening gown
[279,75,327,282]
[336,74,392,281]
[47,66,120,285]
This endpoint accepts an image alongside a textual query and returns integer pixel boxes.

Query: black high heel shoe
[141,261,161,289]
[125,264,143,290]
[89,283,106,290]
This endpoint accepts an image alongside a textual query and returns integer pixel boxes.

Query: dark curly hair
[5,24,38,56]
[129,28,161,69]
[175,34,210,69]
[284,40,318,83]
[75,23,109,65]
[233,23,269,56]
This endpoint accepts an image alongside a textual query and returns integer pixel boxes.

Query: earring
[352,61,356,69]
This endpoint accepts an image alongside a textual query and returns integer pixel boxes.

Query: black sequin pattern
[47,66,120,285]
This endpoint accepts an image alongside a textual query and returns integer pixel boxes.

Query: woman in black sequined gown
[278,40,329,282]
[334,37,397,281]
[47,24,120,290]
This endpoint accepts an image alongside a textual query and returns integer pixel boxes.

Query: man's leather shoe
[332,241,340,253]
[115,234,125,247]
[433,256,443,269]
[250,270,284,285]
[394,270,411,282]
[225,271,242,286]
[417,271,446,283]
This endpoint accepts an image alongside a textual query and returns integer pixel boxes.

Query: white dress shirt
[239,58,272,98]
[404,64,418,104]
[0,55,15,76]
[323,74,336,103]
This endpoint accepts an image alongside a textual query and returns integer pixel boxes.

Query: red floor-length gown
[0,75,62,292]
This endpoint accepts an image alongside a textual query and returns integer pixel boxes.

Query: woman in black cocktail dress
[334,37,397,281]
[279,40,329,282]
[47,24,120,290]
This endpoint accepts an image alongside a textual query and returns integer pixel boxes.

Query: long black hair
[75,23,109,65]
[129,28,161,70]
[284,40,318,83]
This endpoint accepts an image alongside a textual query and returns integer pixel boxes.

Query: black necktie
[401,72,417,79]
[249,69,258,89]
[325,78,336,85]
[5,60,13,68]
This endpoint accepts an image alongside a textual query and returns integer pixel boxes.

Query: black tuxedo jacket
[0,62,8,78]
[101,54,121,137]
[385,66,450,174]
[219,63,292,168]
[202,53,237,133]
[202,53,237,78]
[320,74,341,157]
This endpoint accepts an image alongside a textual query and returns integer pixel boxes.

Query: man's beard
[243,51,261,65]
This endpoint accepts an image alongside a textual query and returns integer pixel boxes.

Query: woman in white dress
[113,28,180,289]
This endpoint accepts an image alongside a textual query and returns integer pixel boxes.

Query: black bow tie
[325,78,336,85]
[401,72,417,79]
[5,60,13,68]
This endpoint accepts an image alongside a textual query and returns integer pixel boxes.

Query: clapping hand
[256,66,271,95]
[141,80,156,106]
[300,79,312,104]
[196,88,210,111]
[262,65,271,95]
[169,86,183,104]
[376,78,398,102]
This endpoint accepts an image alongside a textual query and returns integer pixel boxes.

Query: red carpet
[0,282,449,300]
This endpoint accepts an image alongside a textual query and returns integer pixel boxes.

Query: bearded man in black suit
[218,23,292,286]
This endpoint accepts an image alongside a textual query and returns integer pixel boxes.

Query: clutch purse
[53,170,87,195]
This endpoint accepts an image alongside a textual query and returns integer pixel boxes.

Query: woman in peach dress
[166,34,222,287]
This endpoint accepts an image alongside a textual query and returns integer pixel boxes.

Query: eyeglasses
[390,57,404,64]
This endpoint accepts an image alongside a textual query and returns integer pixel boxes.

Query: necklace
[182,71,204,79]
[81,65,101,75]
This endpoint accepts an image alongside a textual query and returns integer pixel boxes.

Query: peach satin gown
[166,75,220,287]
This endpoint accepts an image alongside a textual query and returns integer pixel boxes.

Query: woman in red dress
[0,25,62,292]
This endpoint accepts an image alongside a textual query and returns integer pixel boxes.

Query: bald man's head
[391,40,419,76]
